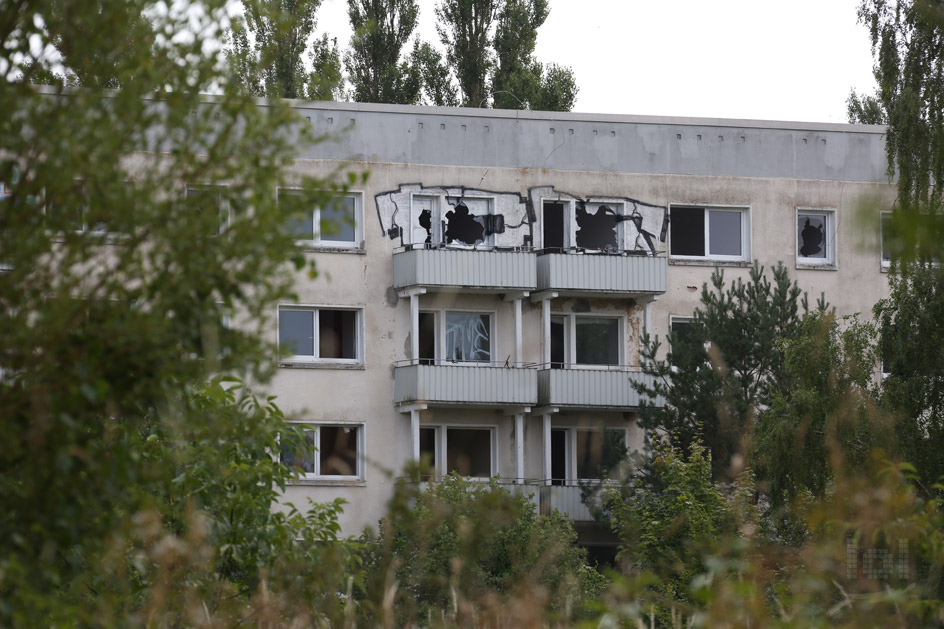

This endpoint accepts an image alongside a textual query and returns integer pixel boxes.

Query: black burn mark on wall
[419,208,432,245]
[444,202,485,245]
[575,203,618,250]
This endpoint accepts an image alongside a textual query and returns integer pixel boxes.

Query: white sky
[315,0,878,123]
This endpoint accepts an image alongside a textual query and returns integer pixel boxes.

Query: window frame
[409,194,497,249]
[539,197,628,252]
[277,304,363,366]
[551,426,628,483]
[280,422,365,482]
[418,308,496,365]
[669,204,751,263]
[550,312,624,369]
[795,206,837,269]
[278,187,364,249]
[420,424,498,480]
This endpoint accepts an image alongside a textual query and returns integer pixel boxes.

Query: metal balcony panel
[395,364,537,407]
[393,248,536,291]
[537,368,662,409]
[536,253,666,294]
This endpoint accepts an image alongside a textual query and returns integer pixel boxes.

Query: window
[670,205,749,261]
[280,424,363,480]
[424,196,495,248]
[420,426,495,479]
[550,427,627,483]
[279,189,362,247]
[796,208,836,267]
[186,185,230,236]
[418,310,495,364]
[46,181,130,235]
[550,314,622,368]
[669,316,699,345]
[541,199,625,252]
[278,306,360,363]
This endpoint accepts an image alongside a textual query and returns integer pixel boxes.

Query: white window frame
[552,426,628,483]
[551,313,624,369]
[539,197,628,252]
[669,204,751,262]
[281,422,365,482]
[439,308,496,365]
[277,304,363,365]
[440,194,497,249]
[796,207,837,268]
[278,188,363,249]
[420,424,498,480]
[409,193,442,247]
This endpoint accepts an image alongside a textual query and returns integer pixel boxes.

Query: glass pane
[279,309,314,356]
[575,317,619,365]
[708,210,742,256]
[798,213,827,258]
[320,195,356,242]
[280,429,315,474]
[446,428,491,477]
[319,309,357,359]
[279,190,314,239]
[670,207,705,256]
[445,312,490,362]
[576,429,626,479]
[319,426,359,476]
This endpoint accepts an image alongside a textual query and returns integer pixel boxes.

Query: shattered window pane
[319,426,359,476]
[279,309,314,356]
[445,312,490,362]
[447,428,491,477]
[575,317,619,365]
[708,210,742,256]
[321,195,356,242]
[444,201,485,245]
[670,206,705,256]
[798,213,827,259]
[575,203,618,250]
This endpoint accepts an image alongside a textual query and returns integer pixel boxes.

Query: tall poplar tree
[435,0,500,107]
[345,0,422,104]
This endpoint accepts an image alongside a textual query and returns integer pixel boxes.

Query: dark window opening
[575,317,619,365]
[551,428,566,485]
[444,202,485,245]
[446,428,491,477]
[319,426,359,476]
[420,427,437,478]
[575,203,618,250]
[543,201,565,251]
[550,315,566,368]
[576,429,626,479]
[418,312,436,364]
[319,309,357,359]
[670,206,705,256]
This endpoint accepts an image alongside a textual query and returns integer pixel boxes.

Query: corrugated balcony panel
[393,248,536,291]
[537,369,663,409]
[535,253,666,294]
[395,364,537,406]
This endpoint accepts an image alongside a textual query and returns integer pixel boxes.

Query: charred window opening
[670,206,705,256]
[575,203,618,250]
[444,201,485,245]
[446,427,492,477]
[278,306,359,362]
[543,201,565,251]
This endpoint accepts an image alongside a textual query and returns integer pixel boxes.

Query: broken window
[550,427,627,482]
[575,202,619,251]
[278,306,359,362]
[670,206,748,260]
[444,312,491,362]
[443,198,495,247]
[797,209,835,266]
[411,195,439,246]
[280,424,363,479]
[550,314,621,367]
[279,189,361,247]
[446,427,493,478]
[543,201,565,251]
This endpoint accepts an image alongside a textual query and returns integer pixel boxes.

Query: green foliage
[847,87,888,124]
[754,313,881,509]
[634,262,819,478]
[359,473,604,625]
[412,40,461,107]
[435,0,500,108]
[345,0,422,104]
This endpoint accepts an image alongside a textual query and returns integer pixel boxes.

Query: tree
[228,0,344,100]
[435,0,500,108]
[633,262,820,478]
[412,40,461,106]
[345,0,422,104]
[1,0,360,623]
[847,87,888,124]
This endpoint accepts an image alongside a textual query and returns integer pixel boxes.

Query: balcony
[393,246,536,292]
[394,361,537,407]
[537,366,663,409]
[536,250,666,295]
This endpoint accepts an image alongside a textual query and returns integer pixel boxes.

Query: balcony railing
[537,364,663,409]
[536,249,666,294]
[393,245,536,292]
[394,360,538,407]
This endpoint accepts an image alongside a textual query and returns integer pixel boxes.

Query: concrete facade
[267,101,894,536]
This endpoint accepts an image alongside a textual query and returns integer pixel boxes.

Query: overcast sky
[314,0,878,123]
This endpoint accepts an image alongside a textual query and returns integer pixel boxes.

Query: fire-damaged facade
[267,100,894,538]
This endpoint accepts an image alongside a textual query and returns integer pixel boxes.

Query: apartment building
[268,102,895,537]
